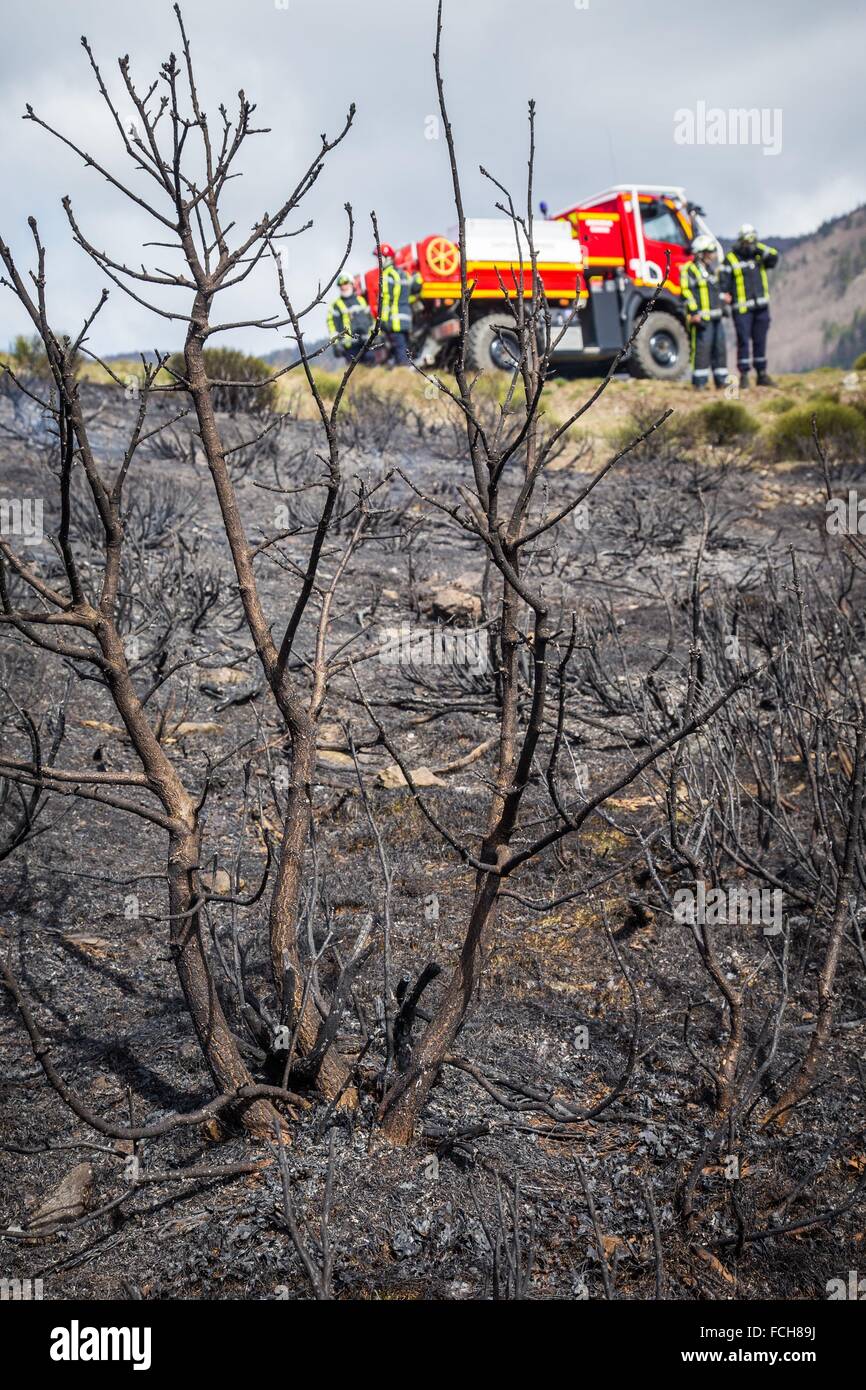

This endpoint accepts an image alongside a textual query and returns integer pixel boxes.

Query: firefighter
[722,224,780,388]
[326,274,372,362]
[374,243,420,367]
[680,234,730,390]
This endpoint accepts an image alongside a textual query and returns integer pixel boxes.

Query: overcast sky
[1,0,863,354]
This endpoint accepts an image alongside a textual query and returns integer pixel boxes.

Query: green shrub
[844,391,866,421]
[761,395,797,415]
[309,368,342,401]
[166,347,276,414]
[472,370,527,409]
[853,352,866,372]
[695,400,759,445]
[608,407,691,458]
[768,402,866,460]
[8,332,79,381]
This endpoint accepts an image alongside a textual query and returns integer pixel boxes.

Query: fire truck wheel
[629,310,690,380]
[464,313,522,374]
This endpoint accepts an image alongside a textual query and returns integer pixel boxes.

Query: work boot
[756,372,775,387]
[739,372,750,391]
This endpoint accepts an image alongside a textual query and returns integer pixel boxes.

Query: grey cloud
[1,0,862,352]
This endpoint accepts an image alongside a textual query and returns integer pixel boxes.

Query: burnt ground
[1,374,864,1301]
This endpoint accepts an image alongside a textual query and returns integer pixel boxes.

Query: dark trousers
[386,330,411,367]
[733,306,770,375]
[690,317,728,388]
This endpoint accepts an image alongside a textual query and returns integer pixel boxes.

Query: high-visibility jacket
[380,262,420,333]
[680,259,726,321]
[722,242,779,313]
[326,292,372,346]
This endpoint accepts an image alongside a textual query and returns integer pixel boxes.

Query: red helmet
[374,243,395,259]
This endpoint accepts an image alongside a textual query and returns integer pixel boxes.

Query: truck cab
[553,185,721,379]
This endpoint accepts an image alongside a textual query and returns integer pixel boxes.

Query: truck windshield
[640,204,690,247]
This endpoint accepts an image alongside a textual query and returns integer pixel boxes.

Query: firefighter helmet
[374,243,396,260]
[737,224,758,242]
[691,235,716,255]
[337,273,353,286]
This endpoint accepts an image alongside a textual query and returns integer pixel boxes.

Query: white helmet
[691,234,715,254]
[737,223,758,241]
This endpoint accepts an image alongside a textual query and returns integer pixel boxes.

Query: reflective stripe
[326,298,351,339]
[680,262,698,314]
[726,251,771,311]
[329,294,371,342]
[380,266,391,325]
[380,265,393,326]
[382,264,407,331]
[681,261,710,315]
[756,243,775,299]
[726,253,748,313]
[681,261,723,320]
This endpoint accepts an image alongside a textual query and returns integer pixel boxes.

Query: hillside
[758,204,866,372]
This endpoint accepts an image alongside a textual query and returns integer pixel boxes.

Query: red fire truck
[358,185,721,380]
